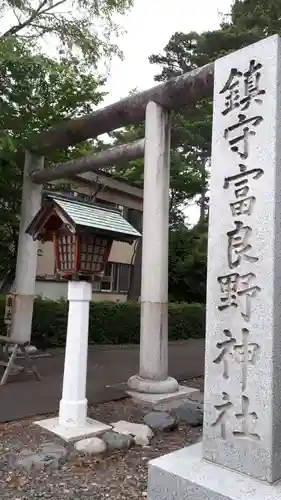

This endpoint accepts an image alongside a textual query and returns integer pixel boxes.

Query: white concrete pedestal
[35,281,110,441]
[34,416,111,442]
[148,443,281,500]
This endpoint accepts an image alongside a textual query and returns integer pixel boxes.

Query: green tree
[147,0,281,300]
[0,0,133,64]
[227,0,281,37]
[0,37,105,281]
[115,0,281,301]
[148,0,281,223]
[109,116,204,229]
[169,222,207,303]
[0,0,134,283]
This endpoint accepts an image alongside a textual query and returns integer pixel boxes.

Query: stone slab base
[34,416,111,442]
[148,443,281,500]
[127,385,198,404]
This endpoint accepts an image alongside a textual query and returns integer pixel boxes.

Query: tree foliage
[169,222,207,303]
[0,0,133,64]
[0,36,107,278]
[148,0,281,222]
[109,108,204,228]
[125,0,281,301]
[0,0,134,280]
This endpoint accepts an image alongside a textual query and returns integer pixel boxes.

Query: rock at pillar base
[148,443,281,500]
[127,375,179,394]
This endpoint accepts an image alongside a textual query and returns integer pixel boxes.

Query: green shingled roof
[51,195,141,239]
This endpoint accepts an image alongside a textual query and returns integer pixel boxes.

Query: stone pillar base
[127,384,198,405]
[148,443,281,500]
[127,375,179,394]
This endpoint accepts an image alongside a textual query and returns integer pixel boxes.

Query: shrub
[0,297,205,348]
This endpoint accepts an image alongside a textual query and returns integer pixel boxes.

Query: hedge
[0,297,205,349]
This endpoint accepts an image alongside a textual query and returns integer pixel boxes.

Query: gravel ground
[0,377,203,500]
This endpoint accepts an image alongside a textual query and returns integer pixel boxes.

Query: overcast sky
[103,0,233,105]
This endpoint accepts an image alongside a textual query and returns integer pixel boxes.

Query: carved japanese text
[211,392,260,441]
[213,328,260,389]
[217,272,261,322]
[227,221,258,269]
[220,60,266,116]
[224,114,263,159]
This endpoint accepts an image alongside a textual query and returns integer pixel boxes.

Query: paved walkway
[0,339,205,423]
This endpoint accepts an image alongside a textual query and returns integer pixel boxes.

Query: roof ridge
[45,190,122,215]
[52,196,141,238]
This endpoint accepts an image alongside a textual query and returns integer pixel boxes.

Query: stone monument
[148,34,281,500]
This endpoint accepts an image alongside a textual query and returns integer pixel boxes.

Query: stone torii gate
[11,62,214,398]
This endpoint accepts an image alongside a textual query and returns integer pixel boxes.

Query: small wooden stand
[0,336,42,385]
[0,294,41,385]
